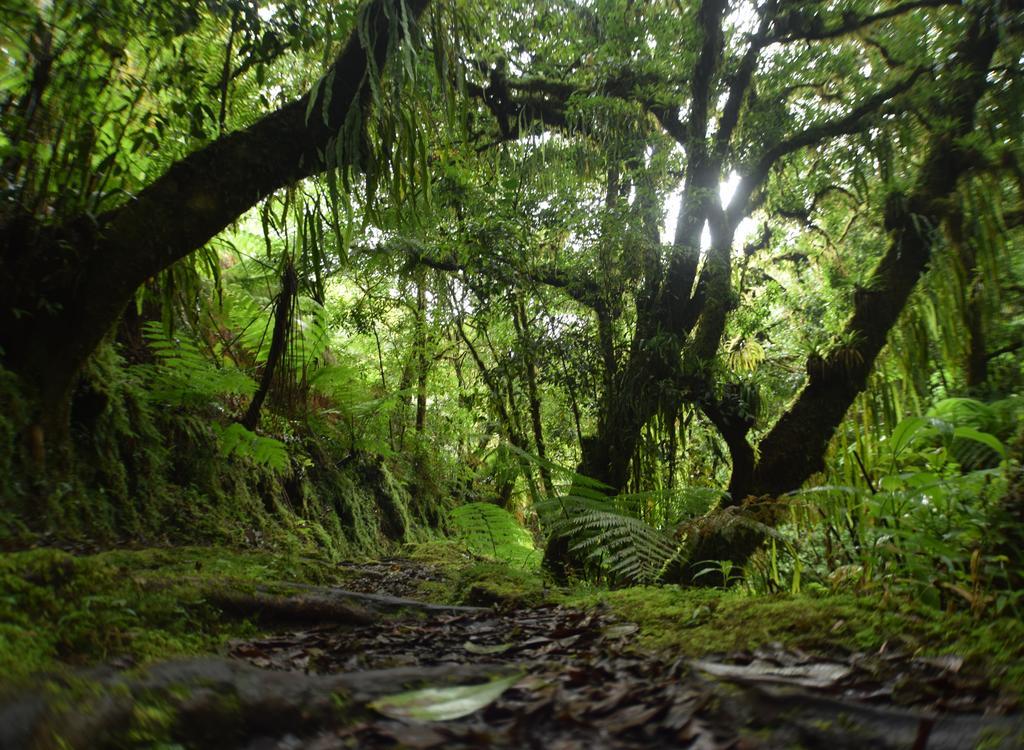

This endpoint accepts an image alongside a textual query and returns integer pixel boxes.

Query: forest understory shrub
[750,398,1024,617]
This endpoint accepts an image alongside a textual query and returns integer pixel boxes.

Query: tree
[0,0,430,446]
[2,0,1020,586]
[443,0,1016,575]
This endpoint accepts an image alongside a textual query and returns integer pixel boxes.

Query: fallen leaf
[594,702,663,733]
[376,722,450,748]
[368,672,523,722]
[602,623,640,639]
[917,655,964,673]
[463,640,513,655]
[694,658,852,688]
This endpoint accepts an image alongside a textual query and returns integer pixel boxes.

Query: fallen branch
[173,578,486,625]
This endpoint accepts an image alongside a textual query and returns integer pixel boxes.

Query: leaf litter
[225,560,1023,749]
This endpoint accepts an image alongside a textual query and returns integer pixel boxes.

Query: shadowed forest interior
[1,0,1024,747]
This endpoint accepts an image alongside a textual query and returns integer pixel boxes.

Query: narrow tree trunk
[389,354,415,452]
[242,260,298,430]
[949,206,989,391]
[1,18,54,184]
[414,272,429,434]
[455,318,537,507]
[512,299,555,497]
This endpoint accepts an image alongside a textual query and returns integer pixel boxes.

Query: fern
[559,507,681,584]
[725,336,765,372]
[514,445,723,584]
[215,422,290,474]
[449,502,541,569]
[138,321,256,406]
[137,323,288,473]
[222,265,330,372]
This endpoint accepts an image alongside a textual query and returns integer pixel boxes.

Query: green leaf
[889,416,928,460]
[320,69,336,127]
[368,672,523,722]
[952,426,1005,460]
[305,73,325,125]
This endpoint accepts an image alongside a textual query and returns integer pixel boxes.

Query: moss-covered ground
[3,542,1023,699]
[0,545,365,685]
[568,585,1024,690]
[408,550,1024,695]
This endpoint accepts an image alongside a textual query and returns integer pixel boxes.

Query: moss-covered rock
[453,562,549,609]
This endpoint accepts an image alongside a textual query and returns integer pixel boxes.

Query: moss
[567,584,1024,693]
[128,700,178,744]
[571,586,916,655]
[1,345,440,563]
[452,562,549,608]
[0,545,360,685]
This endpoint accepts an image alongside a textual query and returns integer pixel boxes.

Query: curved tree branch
[2,0,431,421]
[727,68,925,227]
[770,0,959,44]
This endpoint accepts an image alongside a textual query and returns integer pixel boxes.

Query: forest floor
[2,545,1023,749]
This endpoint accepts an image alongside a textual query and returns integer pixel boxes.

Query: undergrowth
[0,343,438,560]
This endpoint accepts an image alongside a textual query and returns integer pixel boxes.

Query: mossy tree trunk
[680,15,1000,582]
[521,2,1000,581]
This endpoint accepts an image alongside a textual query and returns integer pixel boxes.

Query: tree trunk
[454,317,537,507]
[389,354,415,452]
[679,16,999,581]
[512,298,555,497]
[414,271,429,434]
[948,205,989,391]
[242,260,298,431]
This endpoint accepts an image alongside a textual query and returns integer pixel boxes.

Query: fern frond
[449,502,540,569]
[139,321,256,406]
[215,422,290,474]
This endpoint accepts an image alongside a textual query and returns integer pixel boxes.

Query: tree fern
[138,323,288,473]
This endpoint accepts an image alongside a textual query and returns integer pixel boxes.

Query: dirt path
[3,559,1022,749]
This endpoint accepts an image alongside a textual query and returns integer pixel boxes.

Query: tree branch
[728,69,924,227]
[355,241,604,309]
[771,0,959,44]
[4,0,431,414]
[713,0,777,159]
[748,9,998,498]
